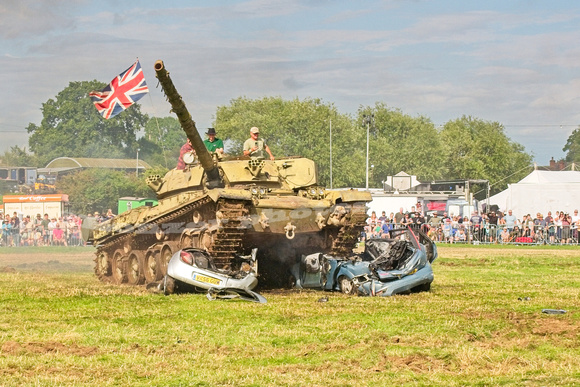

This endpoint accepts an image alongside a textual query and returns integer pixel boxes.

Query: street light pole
[363,114,374,189]
[136,148,140,177]
[329,119,333,189]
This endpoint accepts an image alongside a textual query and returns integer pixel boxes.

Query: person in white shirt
[503,209,518,232]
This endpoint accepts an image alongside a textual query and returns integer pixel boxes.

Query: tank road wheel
[112,249,128,284]
[127,251,145,285]
[144,250,162,282]
[160,244,175,274]
[180,232,196,249]
[338,276,356,295]
[94,250,112,280]
[199,230,213,251]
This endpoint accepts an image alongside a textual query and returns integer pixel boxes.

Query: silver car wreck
[161,248,266,303]
[290,227,437,296]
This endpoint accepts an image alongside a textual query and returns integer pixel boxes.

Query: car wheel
[163,275,175,295]
[338,276,355,295]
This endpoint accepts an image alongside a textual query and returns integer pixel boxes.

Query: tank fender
[206,189,253,203]
[327,189,372,203]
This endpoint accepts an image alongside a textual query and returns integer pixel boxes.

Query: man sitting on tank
[243,126,274,160]
[203,128,224,155]
[177,139,196,170]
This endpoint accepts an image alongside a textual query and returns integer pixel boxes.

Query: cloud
[231,0,300,17]
[1,1,579,165]
[0,0,78,39]
[283,76,308,90]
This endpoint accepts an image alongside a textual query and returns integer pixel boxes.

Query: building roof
[40,157,151,174]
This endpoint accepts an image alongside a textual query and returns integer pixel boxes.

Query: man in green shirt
[40,213,50,246]
[203,128,224,154]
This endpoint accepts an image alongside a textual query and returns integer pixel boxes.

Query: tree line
[1,80,579,213]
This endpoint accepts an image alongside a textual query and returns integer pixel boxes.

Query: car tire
[163,275,176,295]
[338,276,355,295]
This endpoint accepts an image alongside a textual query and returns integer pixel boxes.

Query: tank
[88,60,372,287]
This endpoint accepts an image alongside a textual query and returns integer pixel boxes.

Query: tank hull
[92,185,369,286]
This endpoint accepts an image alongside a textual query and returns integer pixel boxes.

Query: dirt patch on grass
[437,245,580,260]
[1,341,99,356]
[0,248,95,273]
[532,318,579,338]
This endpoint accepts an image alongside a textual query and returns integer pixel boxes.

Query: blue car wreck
[290,227,437,296]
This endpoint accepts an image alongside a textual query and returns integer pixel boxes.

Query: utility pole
[363,114,374,189]
[329,119,333,189]
[136,148,140,177]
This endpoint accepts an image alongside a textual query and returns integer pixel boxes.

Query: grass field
[0,245,578,386]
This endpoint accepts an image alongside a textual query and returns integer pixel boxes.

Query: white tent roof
[518,170,580,184]
[489,170,580,217]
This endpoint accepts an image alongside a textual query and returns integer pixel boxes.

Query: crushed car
[161,247,267,303]
[290,227,437,296]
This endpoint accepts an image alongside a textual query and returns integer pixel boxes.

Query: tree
[215,96,365,187]
[439,116,532,196]
[57,169,153,215]
[141,116,186,168]
[563,126,580,163]
[357,103,446,187]
[0,145,34,167]
[27,81,149,166]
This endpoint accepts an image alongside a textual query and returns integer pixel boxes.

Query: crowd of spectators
[1,209,115,247]
[363,206,580,245]
[4,204,579,247]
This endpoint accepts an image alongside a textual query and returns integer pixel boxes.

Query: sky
[1,0,579,166]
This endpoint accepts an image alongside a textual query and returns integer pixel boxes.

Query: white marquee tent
[489,170,580,217]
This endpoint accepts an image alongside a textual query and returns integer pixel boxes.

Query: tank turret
[87,60,372,288]
[154,60,222,188]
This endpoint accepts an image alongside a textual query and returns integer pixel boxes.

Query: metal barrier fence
[4,221,580,247]
[364,222,579,245]
[1,228,86,247]
[461,223,580,245]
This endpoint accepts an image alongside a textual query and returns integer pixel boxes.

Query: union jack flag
[89,60,149,119]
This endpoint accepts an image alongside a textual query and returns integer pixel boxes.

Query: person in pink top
[52,224,67,246]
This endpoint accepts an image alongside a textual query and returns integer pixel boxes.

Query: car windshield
[387,227,420,248]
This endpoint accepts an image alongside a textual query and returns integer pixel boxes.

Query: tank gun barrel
[154,60,221,186]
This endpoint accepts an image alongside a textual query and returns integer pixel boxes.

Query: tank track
[93,196,250,286]
[330,202,368,256]
[209,200,249,268]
